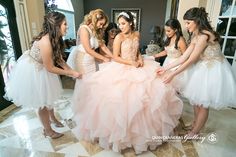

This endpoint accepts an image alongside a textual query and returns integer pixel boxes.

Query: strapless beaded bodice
[121,38,139,61]
[27,41,43,64]
[165,44,181,58]
[200,43,224,62]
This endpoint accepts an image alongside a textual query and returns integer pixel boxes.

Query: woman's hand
[69,70,82,79]
[137,59,144,67]
[153,53,159,58]
[156,67,166,75]
[163,71,175,84]
[103,57,110,63]
[131,61,140,68]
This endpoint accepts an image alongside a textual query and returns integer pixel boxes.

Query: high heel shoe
[183,125,193,131]
[183,121,195,131]
[43,129,64,139]
[50,120,64,127]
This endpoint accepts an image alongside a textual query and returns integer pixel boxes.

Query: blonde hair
[82,9,109,43]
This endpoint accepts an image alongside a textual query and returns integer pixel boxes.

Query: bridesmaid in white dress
[157,7,236,136]
[154,19,187,91]
[154,19,186,69]
[67,9,112,75]
[5,12,81,139]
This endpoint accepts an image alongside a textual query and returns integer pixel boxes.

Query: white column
[13,0,32,51]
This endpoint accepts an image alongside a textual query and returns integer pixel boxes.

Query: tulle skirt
[5,53,62,109]
[163,56,180,70]
[182,59,236,109]
[163,56,190,92]
[72,60,183,153]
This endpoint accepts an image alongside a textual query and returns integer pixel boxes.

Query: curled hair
[117,11,135,31]
[82,9,109,43]
[183,7,220,42]
[104,22,118,45]
[31,11,66,65]
[164,19,183,49]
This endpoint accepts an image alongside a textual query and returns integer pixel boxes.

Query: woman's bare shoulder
[134,31,140,37]
[38,35,50,47]
[115,33,124,41]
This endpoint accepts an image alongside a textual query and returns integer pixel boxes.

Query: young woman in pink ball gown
[72,11,183,154]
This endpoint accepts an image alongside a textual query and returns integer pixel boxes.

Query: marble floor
[0,88,236,157]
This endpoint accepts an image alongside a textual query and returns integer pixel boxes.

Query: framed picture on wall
[111,8,141,31]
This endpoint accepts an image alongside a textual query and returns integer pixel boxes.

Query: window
[217,0,236,65]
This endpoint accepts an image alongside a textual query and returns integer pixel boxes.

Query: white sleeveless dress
[163,44,182,70]
[182,43,236,109]
[67,25,99,75]
[162,44,189,91]
[5,41,62,108]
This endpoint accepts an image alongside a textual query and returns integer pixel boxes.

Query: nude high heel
[43,129,64,139]
[51,120,64,127]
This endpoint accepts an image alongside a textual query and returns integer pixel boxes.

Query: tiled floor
[0,88,236,157]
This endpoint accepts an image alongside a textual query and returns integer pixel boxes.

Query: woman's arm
[79,27,109,62]
[178,37,187,54]
[154,50,167,58]
[58,60,72,70]
[137,51,144,67]
[163,34,208,83]
[39,36,81,78]
[161,42,195,72]
[136,32,143,66]
[99,43,113,58]
[113,34,139,67]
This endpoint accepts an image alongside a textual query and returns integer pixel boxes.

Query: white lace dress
[5,41,62,108]
[67,25,99,75]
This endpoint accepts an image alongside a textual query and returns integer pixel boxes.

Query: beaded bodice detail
[27,41,42,63]
[199,43,225,67]
[121,38,139,61]
[200,43,224,61]
[165,44,182,58]
[22,41,44,70]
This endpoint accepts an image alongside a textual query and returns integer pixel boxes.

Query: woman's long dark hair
[31,11,66,65]
[183,7,220,42]
[164,19,183,49]
[104,22,118,45]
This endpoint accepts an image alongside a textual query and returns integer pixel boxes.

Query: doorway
[0,0,22,110]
